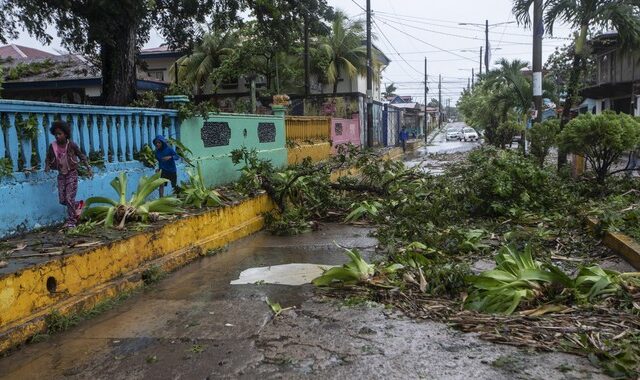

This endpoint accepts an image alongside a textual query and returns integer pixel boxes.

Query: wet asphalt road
[405,122,482,175]
[0,224,607,380]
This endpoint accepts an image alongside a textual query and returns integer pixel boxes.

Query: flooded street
[405,122,482,175]
[0,224,606,379]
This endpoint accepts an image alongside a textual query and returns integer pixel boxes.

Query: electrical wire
[372,19,424,80]
[374,17,479,63]
[349,0,366,12]
[375,14,532,46]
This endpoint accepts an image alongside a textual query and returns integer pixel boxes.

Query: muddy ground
[0,225,608,380]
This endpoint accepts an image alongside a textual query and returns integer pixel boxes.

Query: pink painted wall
[331,115,361,153]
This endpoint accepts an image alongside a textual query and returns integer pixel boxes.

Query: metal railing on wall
[285,116,331,141]
[0,99,179,172]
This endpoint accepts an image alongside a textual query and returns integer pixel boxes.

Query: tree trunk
[557,53,583,169]
[100,22,138,106]
[558,24,588,169]
[332,79,339,95]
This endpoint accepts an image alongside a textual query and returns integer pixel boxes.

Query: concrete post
[272,105,287,118]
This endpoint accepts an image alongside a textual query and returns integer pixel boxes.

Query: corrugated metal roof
[0,44,56,60]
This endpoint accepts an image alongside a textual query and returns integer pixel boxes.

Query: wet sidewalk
[0,224,606,380]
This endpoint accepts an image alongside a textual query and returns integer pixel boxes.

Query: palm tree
[512,0,640,164]
[484,58,555,117]
[315,11,368,95]
[172,32,239,94]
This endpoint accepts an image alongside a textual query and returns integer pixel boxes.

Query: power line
[373,10,575,35]
[371,19,423,80]
[373,10,509,27]
[378,12,534,38]
[349,0,366,12]
[375,14,533,46]
[374,17,478,63]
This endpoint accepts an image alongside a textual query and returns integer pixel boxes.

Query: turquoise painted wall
[0,163,188,237]
[180,112,287,187]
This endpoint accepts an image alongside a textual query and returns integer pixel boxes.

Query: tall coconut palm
[315,11,368,95]
[172,32,239,94]
[512,0,640,165]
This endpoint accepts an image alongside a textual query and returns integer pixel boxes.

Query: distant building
[580,32,640,116]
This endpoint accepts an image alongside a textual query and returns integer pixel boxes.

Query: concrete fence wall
[331,115,361,153]
[0,100,288,237]
[174,109,287,188]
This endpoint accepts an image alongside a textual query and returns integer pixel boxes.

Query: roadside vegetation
[226,140,640,378]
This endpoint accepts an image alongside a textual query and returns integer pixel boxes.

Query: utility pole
[304,16,310,98]
[479,46,483,75]
[438,74,442,129]
[472,68,475,86]
[485,19,490,73]
[467,78,471,91]
[533,0,543,124]
[424,57,428,141]
[366,0,374,148]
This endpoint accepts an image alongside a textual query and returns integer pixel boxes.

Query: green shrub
[462,147,556,216]
[529,119,559,167]
[495,119,524,148]
[558,111,640,183]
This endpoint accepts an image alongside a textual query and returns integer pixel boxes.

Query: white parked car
[445,129,462,141]
[462,128,479,141]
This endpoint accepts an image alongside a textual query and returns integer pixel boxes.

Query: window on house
[147,70,164,81]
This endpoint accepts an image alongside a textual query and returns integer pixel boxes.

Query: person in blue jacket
[153,135,179,197]
[399,126,409,152]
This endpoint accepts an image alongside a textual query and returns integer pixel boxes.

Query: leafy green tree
[496,118,524,149]
[512,0,640,166]
[545,43,596,104]
[458,58,556,149]
[529,119,560,167]
[558,111,640,183]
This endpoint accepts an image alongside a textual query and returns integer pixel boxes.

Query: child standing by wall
[153,135,179,197]
[45,121,93,228]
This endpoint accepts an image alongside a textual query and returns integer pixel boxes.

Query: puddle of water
[230,263,337,286]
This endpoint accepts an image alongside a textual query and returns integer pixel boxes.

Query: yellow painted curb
[586,217,640,270]
[0,195,275,353]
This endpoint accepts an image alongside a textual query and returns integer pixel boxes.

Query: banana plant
[83,172,182,229]
[575,266,640,302]
[465,245,573,315]
[313,248,403,287]
[182,162,225,209]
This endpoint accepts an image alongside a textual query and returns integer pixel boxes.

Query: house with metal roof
[1,45,170,104]
[580,32,640,116]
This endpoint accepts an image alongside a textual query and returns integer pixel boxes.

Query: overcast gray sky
[10,0,575,104]
[330,0,574,104]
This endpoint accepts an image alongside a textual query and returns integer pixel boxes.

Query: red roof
[0,44,56,59]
